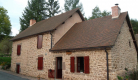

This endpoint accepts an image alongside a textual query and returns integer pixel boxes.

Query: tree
[131,19,138,34]
[20,0,47,32]
[46,0,61,17]
[0,6,11,36]
[101,10,111,17]
[89,6,111,19]
[64,0,84,15]
[0,38,12,54]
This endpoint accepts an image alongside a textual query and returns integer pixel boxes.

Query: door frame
[56,57,62,79]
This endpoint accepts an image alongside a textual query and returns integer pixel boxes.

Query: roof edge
[76,9,85,21]
[50,46,113,52]
[126,13,138,55]
[112,12,128,46]
[10,29,55,41]
[11,8,82,41]
[54,8,85,30]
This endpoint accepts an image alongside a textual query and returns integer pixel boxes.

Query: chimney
[111,4,121,19]
[30,19,36,26]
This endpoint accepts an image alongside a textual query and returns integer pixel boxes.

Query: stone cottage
[11,5,138,80]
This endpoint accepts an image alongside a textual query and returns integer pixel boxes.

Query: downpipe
[105,48,109,80]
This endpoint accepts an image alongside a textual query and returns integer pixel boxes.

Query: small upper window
[17,45,21,55]
[129,40,131,48]
[37,35,43,49]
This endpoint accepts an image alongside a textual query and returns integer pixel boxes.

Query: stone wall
[54,50,108,80]
[11,34,110,79]
[11,33,52,79]
[110,20,137,79]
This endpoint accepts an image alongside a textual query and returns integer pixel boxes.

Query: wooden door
[56,57,62,79]
[16,64,20,74]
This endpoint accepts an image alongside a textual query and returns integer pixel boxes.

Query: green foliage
[1,62,11,70]
[0,54,11,57]
[20,0,47,32]
[130,70,138,80]
[131,19,138,34]
[117,76,123,80]
[0,57,11,65]
[89,6,111,19]
[46,0,61,17]
[0,38,12,54]
[101,10,111,17]
[64,0,84,16]
[0,6,11,36]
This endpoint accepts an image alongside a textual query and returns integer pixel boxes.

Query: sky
[0,0,138,36]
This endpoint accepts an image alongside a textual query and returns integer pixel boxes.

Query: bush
[130,70,138,80]
[117,68,138,80]
[0,57,11,65]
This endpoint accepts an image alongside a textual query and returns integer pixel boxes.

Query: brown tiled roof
[51,12,128,51]
[11,8,84,41]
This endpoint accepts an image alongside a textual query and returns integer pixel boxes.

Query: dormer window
[37,35,43,49]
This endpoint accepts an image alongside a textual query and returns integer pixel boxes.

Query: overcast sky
[0,0,138,36]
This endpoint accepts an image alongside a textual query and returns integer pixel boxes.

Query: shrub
[130,70,138,80]
[117,76,123,80]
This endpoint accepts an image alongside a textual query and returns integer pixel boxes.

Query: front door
[56,57,62,79]
[16,64,20,74]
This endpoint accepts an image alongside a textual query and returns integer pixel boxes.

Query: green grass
[0,57,11,65]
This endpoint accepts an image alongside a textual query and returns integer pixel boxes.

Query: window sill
[74,72,85,75]
[38,69,43,71]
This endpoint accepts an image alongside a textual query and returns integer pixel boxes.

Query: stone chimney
[111,4,121,19]
[30,19,36,26]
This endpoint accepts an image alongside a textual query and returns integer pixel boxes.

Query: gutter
[50,46,113,52]
[105,48,109,80]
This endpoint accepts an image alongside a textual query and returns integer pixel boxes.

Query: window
[70,56,89,74]
[38,57,43,70]
[77,57,84,72]
[37,35,43,49]
[17,45,21,55]
[129,40,131,48]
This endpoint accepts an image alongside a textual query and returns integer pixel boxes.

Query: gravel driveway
[0,70,29,80]
[0,69,46,80]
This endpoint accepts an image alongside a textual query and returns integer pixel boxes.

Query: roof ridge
[33,8,80,24]
[78,11,128,24]
[11,8,80,41]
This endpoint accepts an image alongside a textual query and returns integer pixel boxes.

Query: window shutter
[84,56,89,74]
[37,35,43,49]
[17,45,21,55]
[70,57,75,73]
[38,57,43,70]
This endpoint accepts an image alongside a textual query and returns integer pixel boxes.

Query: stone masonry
[11,18,137,80]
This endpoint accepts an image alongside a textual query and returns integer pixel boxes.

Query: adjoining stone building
[11,5,138,80]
